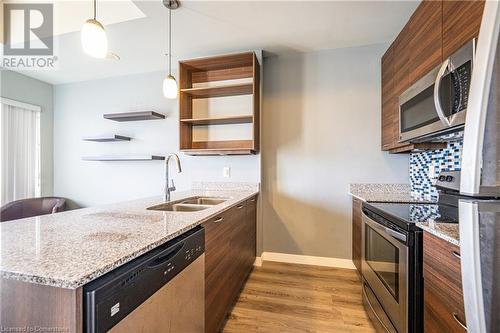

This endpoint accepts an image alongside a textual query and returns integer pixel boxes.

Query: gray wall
[53,71,260,207]
[0,70,54,197]
[261,44,409,259]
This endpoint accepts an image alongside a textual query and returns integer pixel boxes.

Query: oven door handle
[384,227,407,243]
[364,213,407,243]
[434,58,452,127]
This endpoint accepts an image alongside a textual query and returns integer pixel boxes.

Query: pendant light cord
[93,0,96,20]
[168,5,172,76]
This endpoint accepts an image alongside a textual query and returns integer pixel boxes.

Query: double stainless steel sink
[147,196,228,212]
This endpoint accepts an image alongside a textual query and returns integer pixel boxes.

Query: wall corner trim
[258,252,356,270]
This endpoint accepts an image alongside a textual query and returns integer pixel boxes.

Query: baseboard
[253,257,263,267]
[260,252,356,269]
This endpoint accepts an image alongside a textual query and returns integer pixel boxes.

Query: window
[0,97,41,205]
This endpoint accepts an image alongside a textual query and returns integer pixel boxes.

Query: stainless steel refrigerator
[459,1,500,332]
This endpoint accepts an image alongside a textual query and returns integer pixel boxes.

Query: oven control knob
[446,175,454,182]
[439,175,446,181]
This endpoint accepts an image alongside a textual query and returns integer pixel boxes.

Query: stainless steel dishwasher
[84,226,205,333]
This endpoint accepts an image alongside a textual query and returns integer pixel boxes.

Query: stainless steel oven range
[361,185,462,333]
[361,206,419,333]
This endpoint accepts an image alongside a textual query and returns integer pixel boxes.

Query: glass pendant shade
[81,19,108,59]
[163,74,178,99]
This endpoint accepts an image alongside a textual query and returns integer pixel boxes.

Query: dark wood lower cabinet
[352,198,362,275]
[0,278,83,333]
[423,231,467,332]
[204,195,257,333]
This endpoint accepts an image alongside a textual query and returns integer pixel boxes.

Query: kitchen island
[0,182,259,333]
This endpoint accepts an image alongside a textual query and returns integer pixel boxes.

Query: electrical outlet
[223,167,231,178]
[428,165,436,179]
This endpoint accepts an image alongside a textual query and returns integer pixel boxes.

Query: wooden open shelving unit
[179,52,260,156]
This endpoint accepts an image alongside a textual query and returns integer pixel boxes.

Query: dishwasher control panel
[83,226,205,333]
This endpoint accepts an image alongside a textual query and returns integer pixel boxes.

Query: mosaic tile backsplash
[409,140,463,200]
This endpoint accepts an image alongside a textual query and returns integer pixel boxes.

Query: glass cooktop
[364,202,458,230]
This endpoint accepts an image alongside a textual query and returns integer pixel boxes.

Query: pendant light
[81,0,108,59]
[163,0,179,99]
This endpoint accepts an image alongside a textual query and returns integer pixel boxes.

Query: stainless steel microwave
[399,39,475,142]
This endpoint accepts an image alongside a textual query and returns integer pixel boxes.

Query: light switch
[223,167,231,178]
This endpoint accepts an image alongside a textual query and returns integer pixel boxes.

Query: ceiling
[5,0,420,85]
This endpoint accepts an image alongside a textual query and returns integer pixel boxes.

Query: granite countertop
[349,183,434,203]
[416,222,460,246]
[0,183,259,289]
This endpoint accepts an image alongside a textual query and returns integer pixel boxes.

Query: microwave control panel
[452,60,472,114]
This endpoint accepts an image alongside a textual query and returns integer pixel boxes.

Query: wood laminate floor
[222,261,377,333]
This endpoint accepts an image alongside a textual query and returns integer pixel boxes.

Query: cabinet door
[228,201,248,293]
[393,23,412,97]
[352,198,362,274]
[408,0,443,85]
[244,196,257,271]
[391,24,413,151]
[381,46,395,151]
[442,0,485,59]
[204,210,234,333]
[423,232,467,332]
[203,198,257,333]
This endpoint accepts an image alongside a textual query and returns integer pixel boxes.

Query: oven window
[400,85,439,133]
[365,225,399,299]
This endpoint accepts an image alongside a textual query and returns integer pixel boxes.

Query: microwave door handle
[434,58,452,127]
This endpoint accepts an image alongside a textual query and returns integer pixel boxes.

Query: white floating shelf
[82,135,131,142]
[82,155,165,161]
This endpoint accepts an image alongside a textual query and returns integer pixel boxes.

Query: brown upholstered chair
[0,197,67,222]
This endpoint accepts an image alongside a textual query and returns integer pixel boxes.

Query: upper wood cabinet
[408,0,443,85]
[393,24,412,97]
[380,0,484,153]
[381,47,410,151]
[381,46,395,150]
[443,0,485,59]
[382,24,417,152]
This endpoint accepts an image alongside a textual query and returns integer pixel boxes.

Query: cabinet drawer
[203,210,230,238]
[424,277,467,332]
[203,210,232,279]
[423,232,462,293]
[423,232,466,332]
[246,196,257,216]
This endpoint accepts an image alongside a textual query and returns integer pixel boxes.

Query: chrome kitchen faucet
[164,153,182,202]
